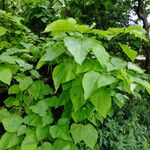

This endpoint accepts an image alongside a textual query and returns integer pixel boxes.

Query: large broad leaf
[0,54,16,64]
[2,115,22,132]
[50,118,70,141]
[130,76,150,94]
[23,114,41,127]
[127,62,144,74]
[70,124,85,143]
[83,124,98,148]
[44,18,76,35]
[28,80,53,100]
[0,26,8,36]
[38,45,66,67]
[72,102,94,122]
[71,123,98,149]
[70,76,85,111]
[92,43,110,67]
[82,71,100,99]
[15,76,33,91]
[36,125,49,141]
[76,59,104,74]
[125,26,147,41]
[113,93,126,108]
[64,37,95,64]
[119,44,137,62]
[82,71,117,99]
[52,139,77,150]
[37,142,52,150]
[0,65,12,85]
[0,132,22,149]
[0,108,10,122]
[53,61,76,90]
[21,130,37,150]
[90,87,112,118]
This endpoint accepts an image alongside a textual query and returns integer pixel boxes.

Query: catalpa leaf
[125,26,147,41]
[40,45,66,62]
[71,123,98,149]
[16,76,33,91]
[53,61,76,90]
[50,118,70,141]
[2,114,22,132]
[128,62,144,74]
[90,87,112,118]
[72,102,94,122]
[82,71,117,99]
[64,37,95,64]
[92,43,110,67]
[0,132,22,149]
[44,18,76,35]
[0,26,8,36]
[37,142,52,150]
[119,43,137,62]
[0,65,12,85]
[70,76,85,111]
[52,139,77,150]
[36,125,49,141]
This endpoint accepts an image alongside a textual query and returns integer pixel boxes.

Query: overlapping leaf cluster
[0,15,149,149]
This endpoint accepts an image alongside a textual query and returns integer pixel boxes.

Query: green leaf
[70,76,85,111]
[23,114,41,127]
[0,65,12,85]
[41,112,53,127]
[71,123,98,149]
[125,26,147,41]
[82,71,99,99]
[40,45,66,62]
[92,43,109,67]
[0,54,16,64]
[0,26,8,36]
[52,139,77,150]
[8,84,21,94]
[2,115,22,132]
[113,93,126,108]
[50,118,70,141]
[4,96,19,107]
[130,77,150,94]
[70,124,85,143]
[128,62,144,74]
[17,125,27,136]
[55,90,70,108]
[44,18,76,35]
[30,70,40,78]
[82,71,117,99]
[21,134,37,150]
[28,81,53,100]
[90,87,112,118]
[29,99,51,117]
[16,76,33,91]
[36,125,49,141]
[83,124,98,148]
[119,44,137,62]
[76,59,103,74]
[64,37,95,64]
[107,57,126,72]
[53,61,76,90]
[0,132,22,149]
[13,57,33,70]
[0,108,10,122]
[75,24,90,33]
[72,102,94,122]
[37,142,52,150]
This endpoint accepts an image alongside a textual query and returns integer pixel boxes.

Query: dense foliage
[0,8,150,149]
